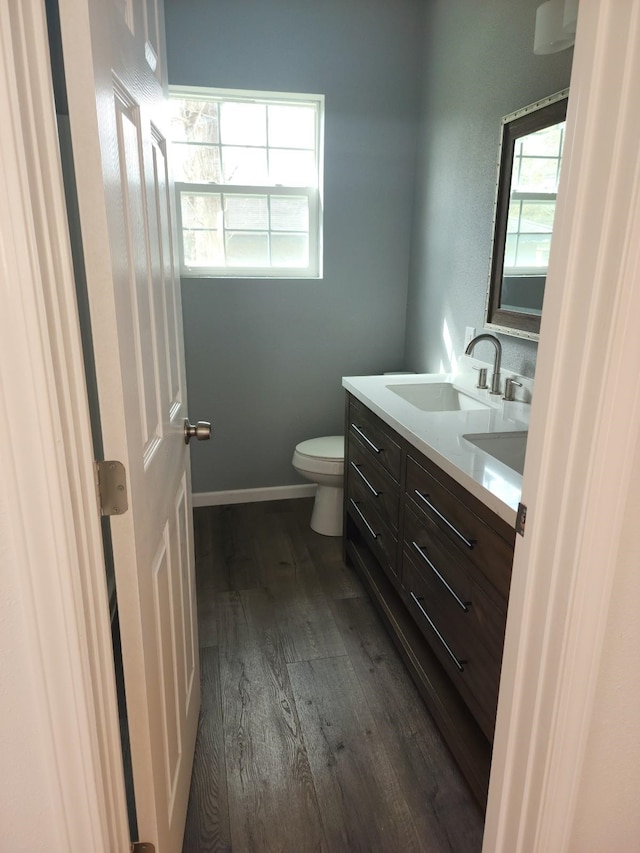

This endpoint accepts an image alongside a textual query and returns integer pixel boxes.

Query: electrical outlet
[464,326,476,349]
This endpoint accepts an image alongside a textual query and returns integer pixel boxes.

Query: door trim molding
[484,1,640,850]
[0,1,128,849]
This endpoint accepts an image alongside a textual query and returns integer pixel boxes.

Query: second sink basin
[386,382,490,412]
[463,430,528,475]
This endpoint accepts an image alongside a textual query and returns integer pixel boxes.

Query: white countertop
[343,358,532,527]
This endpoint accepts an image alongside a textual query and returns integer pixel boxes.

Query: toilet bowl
[292,435,344,536]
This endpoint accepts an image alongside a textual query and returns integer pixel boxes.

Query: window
[168,87,324,278]
[504,120,566,276]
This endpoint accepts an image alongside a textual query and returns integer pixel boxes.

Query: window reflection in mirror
[485,90,568,339]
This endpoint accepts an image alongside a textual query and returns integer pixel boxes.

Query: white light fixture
[534,0,576,54]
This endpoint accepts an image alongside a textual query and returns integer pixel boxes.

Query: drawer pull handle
[351,423,382,454]
[350,461,380,496]
[413,490,476,549]
[411,542,470,612]
[349,499,378,540]
[410,592,466,672]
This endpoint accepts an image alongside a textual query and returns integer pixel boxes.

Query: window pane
[268,104,316,149]
[221,147,269,184]
[169,98,219,144]
[506,199,522,234]
[513,156,560,193]
[269,149,316,186]
[172,142,221,182]
[225,232,269,266]
[220,102,266,146]
[520,200,556,233]
[513,233,552,268]
[504,234,517,267]
[520,122,565,157]
[183,229,224,267]
[270,196,309,232]
[271,233,309,267]
[224,195,269,230]
[180,193,221,229]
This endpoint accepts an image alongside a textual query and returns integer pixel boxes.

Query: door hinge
[516,501,527,537]
[131,844,155,853]
[96,460,128,516]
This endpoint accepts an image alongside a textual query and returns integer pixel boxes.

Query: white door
[58,1,200,850]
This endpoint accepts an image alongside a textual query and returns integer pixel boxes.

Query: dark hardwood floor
[183,498,484,853]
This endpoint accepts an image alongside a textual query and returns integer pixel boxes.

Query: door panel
[58,1,200,850]
[143,0,163,80]
[149,128,182,415]
[152,530,181,801]
[114,89,163,457]
[174,477,197,706]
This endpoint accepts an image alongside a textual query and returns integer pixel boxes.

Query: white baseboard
[191,484,317,507]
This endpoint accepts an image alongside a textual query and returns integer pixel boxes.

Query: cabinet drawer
[403,554,502,740]
[406,455,513,599]
[348,434,399,533]
[348,397,402,482]
[404,505,507,661]
[347,492,398,581]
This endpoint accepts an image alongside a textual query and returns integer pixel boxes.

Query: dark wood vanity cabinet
[343,393,516,806]
[345,396,402,583]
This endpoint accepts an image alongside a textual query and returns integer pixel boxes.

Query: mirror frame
[485,89,569,340]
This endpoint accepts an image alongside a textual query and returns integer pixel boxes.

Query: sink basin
[386,382,490,412]
[463,430,528,475]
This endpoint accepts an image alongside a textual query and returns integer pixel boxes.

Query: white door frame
[0,1,129,850]
[2,0,638,850]
[484,1,640,850]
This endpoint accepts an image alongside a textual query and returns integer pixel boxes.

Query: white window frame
[504,190,558,277]
[169,86,324,279]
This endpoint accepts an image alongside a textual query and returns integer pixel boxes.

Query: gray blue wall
[165,0,573,495]
[164,0,425,494]
[404,0,573,377]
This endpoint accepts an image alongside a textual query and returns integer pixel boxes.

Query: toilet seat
[293,435,344,476]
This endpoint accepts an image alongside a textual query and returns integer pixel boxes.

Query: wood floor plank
[220,503,265,591]
[194,513,216,649]
[193,506,214,566]
[196,503,264,594]
[331,595,484,852]
[182,647,231,853]
[253,502,324,596]
[197,596,218,650]
[288,655,424,852]
[193,507,226,647]
[286,499,365,600]
[194,507,234,589]
[217,589,327,852]
[242,585,347,664]
[275,590,347,664]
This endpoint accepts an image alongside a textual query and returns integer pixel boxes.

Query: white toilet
[292,435,345,536]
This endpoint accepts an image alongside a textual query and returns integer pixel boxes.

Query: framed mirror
[485,89,568,340]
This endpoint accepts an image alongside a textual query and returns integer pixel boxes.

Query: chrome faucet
[465,333,502,395]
